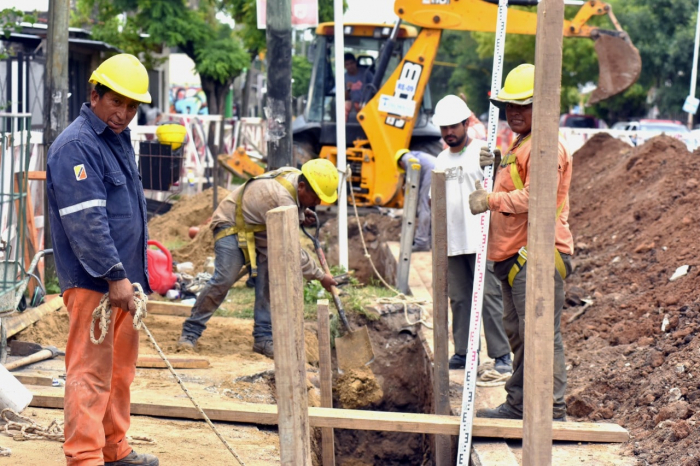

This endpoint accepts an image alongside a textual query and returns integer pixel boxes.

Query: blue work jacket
[46,103,151,294]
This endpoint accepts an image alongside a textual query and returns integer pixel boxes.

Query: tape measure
[455,0,509,463]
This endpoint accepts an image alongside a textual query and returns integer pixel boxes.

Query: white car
[623,120,698,150]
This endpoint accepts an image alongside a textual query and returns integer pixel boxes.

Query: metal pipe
[333,0,348,270]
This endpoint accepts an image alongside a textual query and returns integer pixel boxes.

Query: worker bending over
[178,160,339,358]
[431,95,511,372]
[470,64,573,421]
[394,149,436,252]
[47,54,158,465]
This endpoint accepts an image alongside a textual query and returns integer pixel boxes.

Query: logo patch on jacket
[73,165,87,181]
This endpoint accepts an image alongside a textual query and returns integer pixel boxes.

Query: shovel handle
[4,348,54,371]
[314,244,352,332]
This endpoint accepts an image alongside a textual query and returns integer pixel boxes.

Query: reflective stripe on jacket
[47,103,150,294]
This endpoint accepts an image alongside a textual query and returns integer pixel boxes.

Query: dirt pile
[564,133,700,465]
[147,187,230,272]
[335,367,384,409]
[321,212,402,283]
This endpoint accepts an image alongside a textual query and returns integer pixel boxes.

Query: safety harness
[500,135,568,286]
[213,168,300,277]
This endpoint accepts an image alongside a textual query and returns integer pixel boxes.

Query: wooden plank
[28,171,46,181]
[316,299,335,466]
[267,205,312,466]
[525,2,566,465]
[14,374,55,387]
[147,301,192,317]
[3,296,64,339]
[430,170,451,466]
[136,356,210,369]
[471,439,519,466]
[14,175,37,298]
[27,387,629,442]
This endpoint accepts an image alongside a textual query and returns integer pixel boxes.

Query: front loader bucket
[588,33,642,105]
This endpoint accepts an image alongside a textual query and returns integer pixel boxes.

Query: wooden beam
[27,387,629,443]
[525,1,566,465]
[136,356,209,369]
[14,374,55,387]
[3,296,64,339]
[316,299,335,466]
[430,170,451,466]
[146,301,192,317]
[267,205,312,466]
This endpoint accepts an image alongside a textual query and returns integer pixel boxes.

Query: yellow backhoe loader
[290,0,641,208]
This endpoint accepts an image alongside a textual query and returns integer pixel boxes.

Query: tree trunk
[201,75,233,209]
[241,54,257,118]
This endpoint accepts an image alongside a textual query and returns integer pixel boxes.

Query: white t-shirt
[433,139,484,256]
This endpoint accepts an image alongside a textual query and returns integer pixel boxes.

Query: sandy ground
[0,407,280,465]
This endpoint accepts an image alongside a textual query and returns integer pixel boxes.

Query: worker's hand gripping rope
[91,284,246,466]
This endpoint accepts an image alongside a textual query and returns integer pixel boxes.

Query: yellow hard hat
[156,123,187,150]
[491,64,535,108]
[301,159,339,204]
[89,54,152,103]
[395,149,410,173]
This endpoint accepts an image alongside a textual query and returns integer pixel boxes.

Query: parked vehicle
[623,119,698,150]
[560,113,608,129]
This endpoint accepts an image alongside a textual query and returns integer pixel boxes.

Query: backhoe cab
[291,0,641,208]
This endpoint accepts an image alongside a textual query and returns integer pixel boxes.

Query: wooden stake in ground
[316,299,335,466]
[430,170,451,465]
[267,206,312,465]
[524,1,566,465]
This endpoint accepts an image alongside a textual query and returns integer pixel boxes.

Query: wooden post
[43,0,70,283]
[523,1,565,465]
[431,170,451,465]
[267,205,312,465]
[265,0,293,170]
[316,299,335,466]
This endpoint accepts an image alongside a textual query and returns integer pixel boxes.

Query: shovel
[302,211,375,371]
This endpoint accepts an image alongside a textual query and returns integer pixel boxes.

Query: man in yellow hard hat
[46,54,159,465]
[469,64,574,421]
[178,159,339,358]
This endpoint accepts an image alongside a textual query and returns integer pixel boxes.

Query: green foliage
[292,54,312,98]
[195,23,249,84]
[45,275,61,295]
[0,8,37,59]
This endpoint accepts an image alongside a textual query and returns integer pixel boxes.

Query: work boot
[253,340,274,359]
[105,450,159,466]
[477,403,567,422]
[177,334,197,350]
[412,244,431,253]
[494,353,513,374]
[449,354,466,370]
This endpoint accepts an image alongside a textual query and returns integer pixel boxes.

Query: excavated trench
[326,310,436,465]
[317,242,437,466]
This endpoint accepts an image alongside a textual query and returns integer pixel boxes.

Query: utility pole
[265,0,293,170]
[43,0,70,282]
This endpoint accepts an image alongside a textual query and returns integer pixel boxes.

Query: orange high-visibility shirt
[487,134,574,263]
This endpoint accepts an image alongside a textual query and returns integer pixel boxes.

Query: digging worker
[394,149,435,252]
[178,159,339,358]
[431,94,512,372]
[469,64,574,421]
[46,54,158,466]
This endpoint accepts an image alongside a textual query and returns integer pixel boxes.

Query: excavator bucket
[218,147,264,180]
[589,33,642,105]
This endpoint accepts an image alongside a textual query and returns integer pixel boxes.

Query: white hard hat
[432,95,473,127]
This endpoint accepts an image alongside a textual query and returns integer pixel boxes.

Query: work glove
[479,146,501,169]
[469,180,490,215]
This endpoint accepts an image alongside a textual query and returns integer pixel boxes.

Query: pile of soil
[335,367,384,409]
[321,212,402,283]
[147,187,230,272]
[564,133,700,465]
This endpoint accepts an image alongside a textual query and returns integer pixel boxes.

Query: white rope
[476,361,511,387]
[91,284,245,465]
[345,167,432,329]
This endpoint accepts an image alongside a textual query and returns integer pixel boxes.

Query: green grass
[214,286,256,318]
[163,238,189,252]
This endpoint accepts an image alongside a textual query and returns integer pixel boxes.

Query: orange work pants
[63,288,139,465]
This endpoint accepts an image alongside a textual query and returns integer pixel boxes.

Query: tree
[1,8,37,59]
[73,0,249,118]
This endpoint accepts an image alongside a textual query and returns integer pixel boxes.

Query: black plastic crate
[138,141,182,191]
